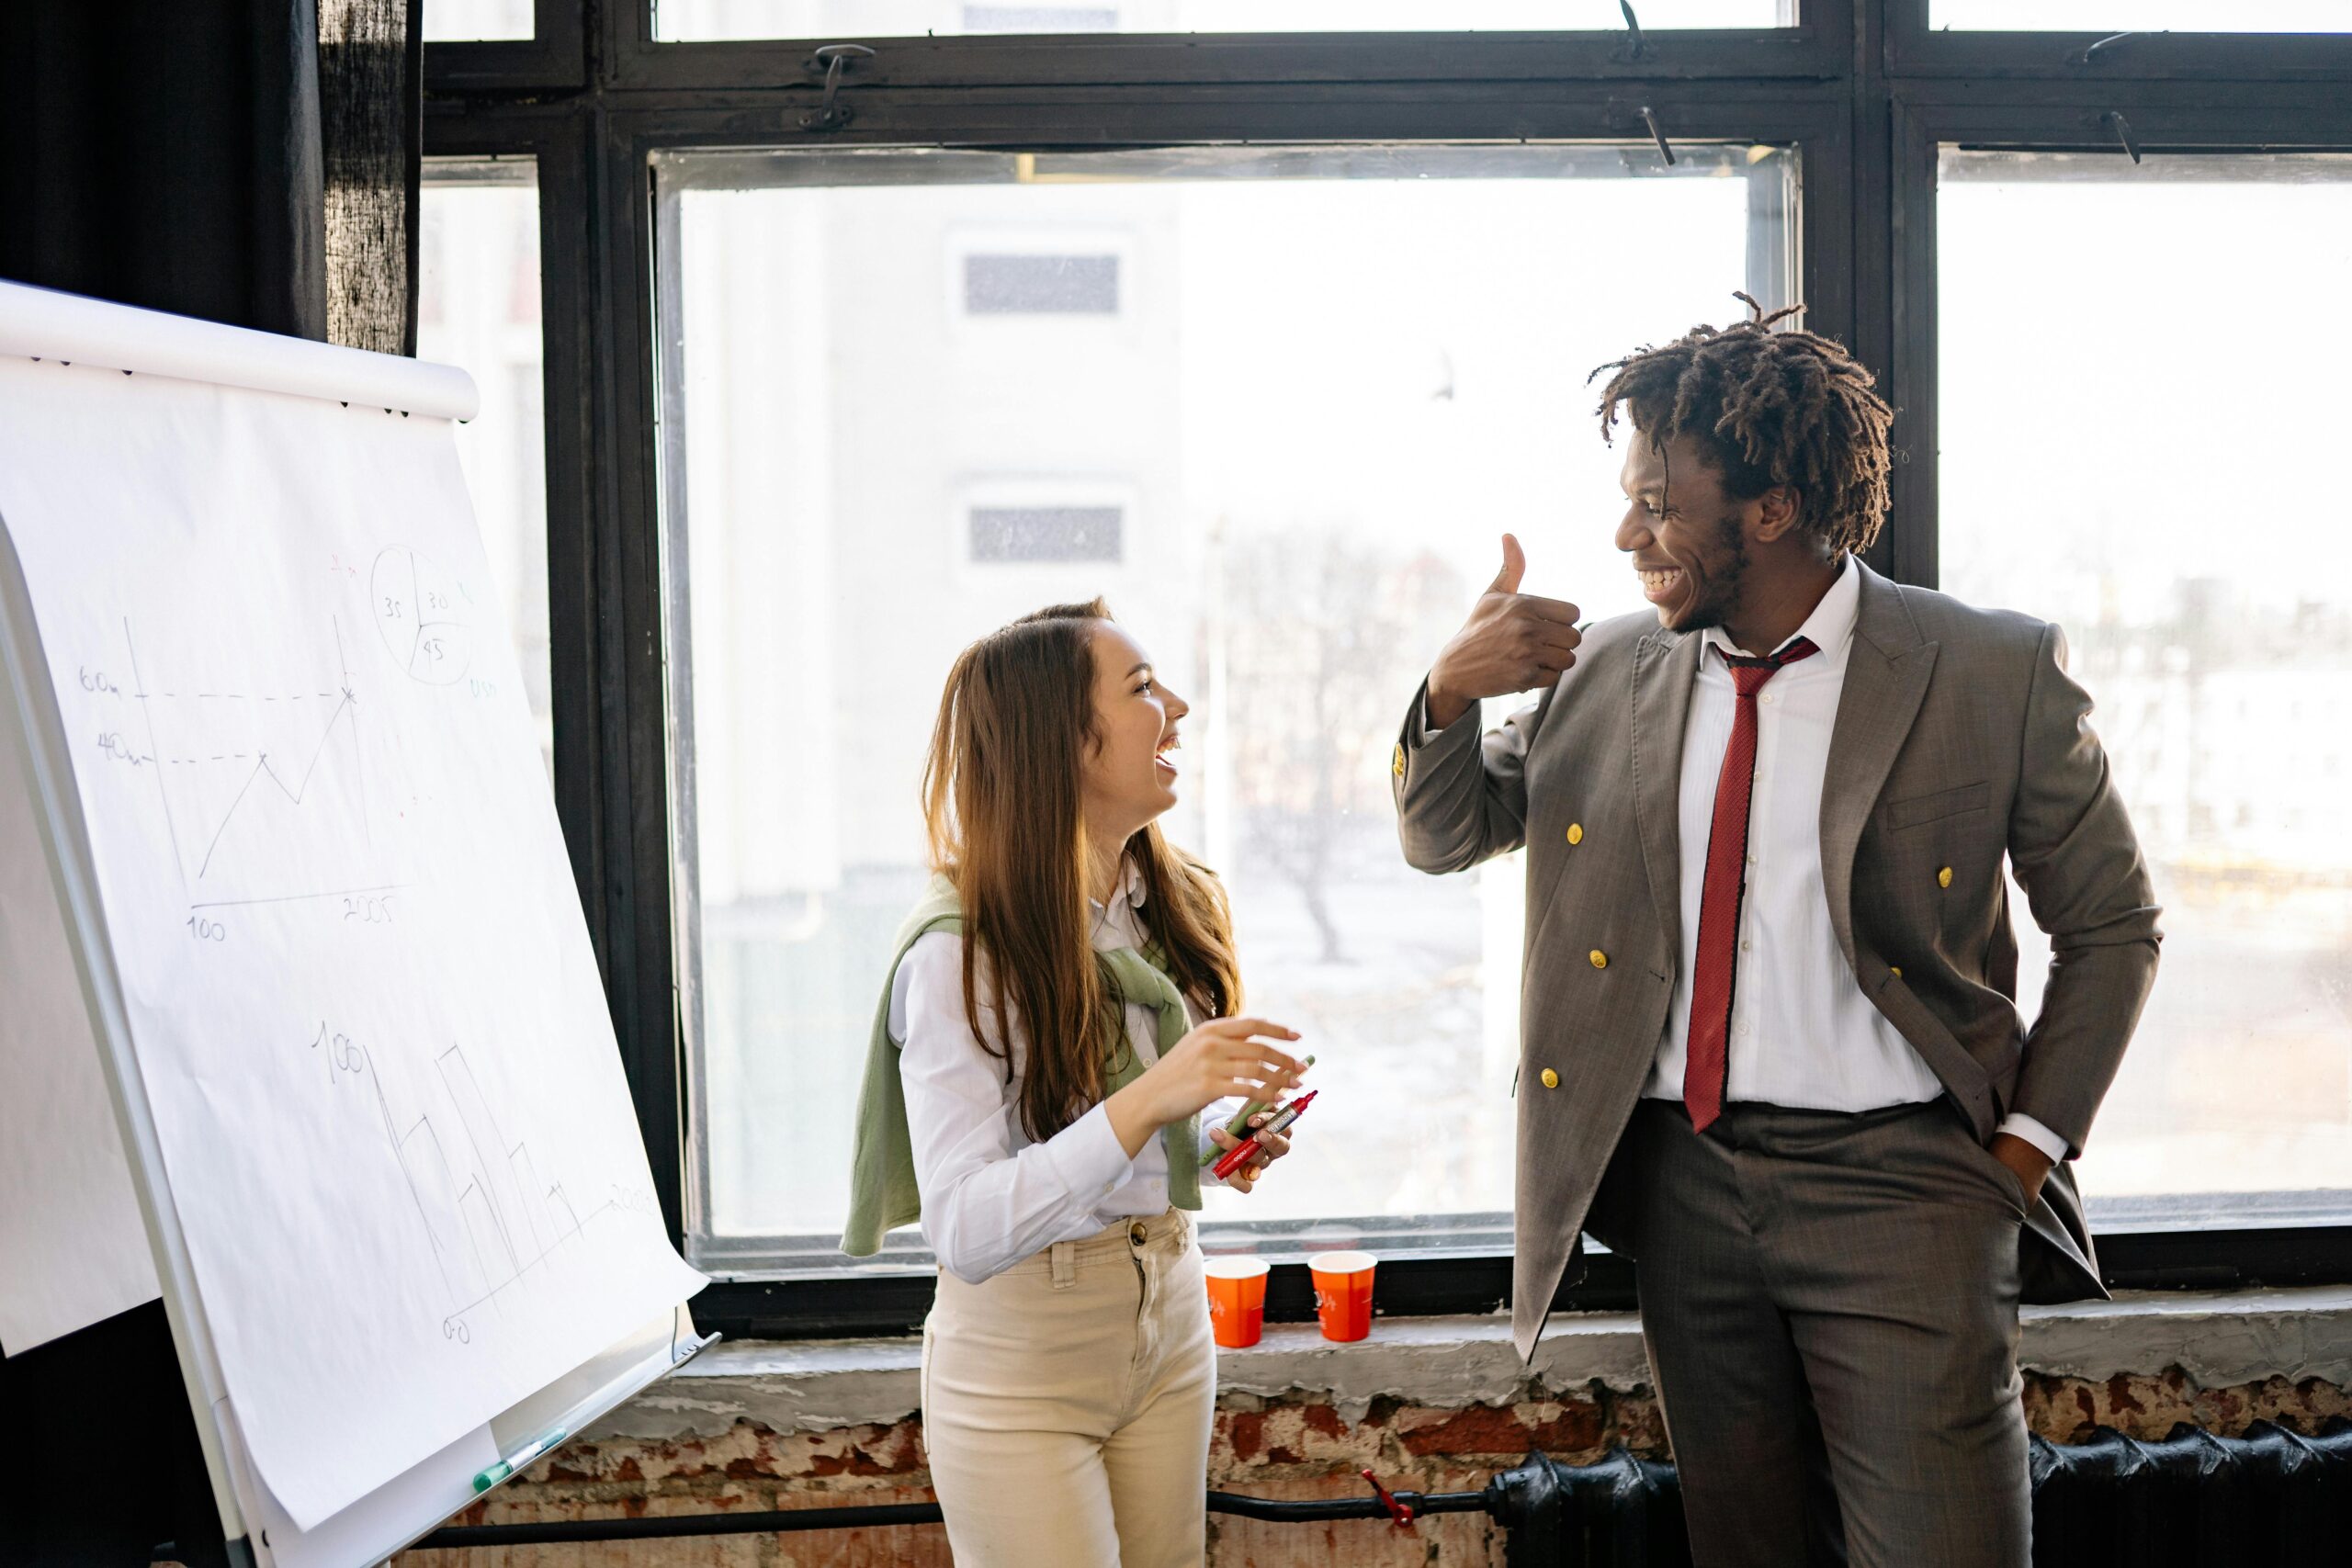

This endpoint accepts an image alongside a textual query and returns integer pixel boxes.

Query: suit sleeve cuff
[1410,682,1481,750]
[1996,1112,2069,1165]
[1411,691,1441,748]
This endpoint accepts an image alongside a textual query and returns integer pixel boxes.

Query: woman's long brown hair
[922,600,1243,1142]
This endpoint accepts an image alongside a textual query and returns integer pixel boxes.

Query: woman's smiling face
[1080,619,1189,847]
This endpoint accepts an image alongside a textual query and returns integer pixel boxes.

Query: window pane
[1930,1,2351,29]
[664,143,1795,1268]
[424,0,534,41]
[656,0,1790,42]
[1939,151,2352,1226]
[418,162,553,781]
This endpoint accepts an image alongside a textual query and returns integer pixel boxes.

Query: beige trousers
[921,1209,1215,1568]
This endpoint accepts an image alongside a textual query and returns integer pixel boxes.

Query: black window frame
[424,0,2352,1340]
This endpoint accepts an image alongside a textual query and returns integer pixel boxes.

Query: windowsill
[600,1285,2352,1443]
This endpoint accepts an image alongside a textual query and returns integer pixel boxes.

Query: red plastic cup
[1308,1250,1376,1342]
[1204,1256,1270,1348]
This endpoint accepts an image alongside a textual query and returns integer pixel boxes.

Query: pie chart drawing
[372,546,473,686]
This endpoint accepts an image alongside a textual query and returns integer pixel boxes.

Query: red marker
[1211,1089,1317,1181]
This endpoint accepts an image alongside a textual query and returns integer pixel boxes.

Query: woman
[842,599,1306,1568]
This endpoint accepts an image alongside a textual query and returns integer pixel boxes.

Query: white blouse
[889,860,1226,1285]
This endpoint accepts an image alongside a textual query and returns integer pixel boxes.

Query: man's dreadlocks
[1589,295,1895,558]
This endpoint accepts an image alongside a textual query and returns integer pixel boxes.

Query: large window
[662,145,1796,1269]
[1939,152,2352,1228]
[424,2,2352,1328]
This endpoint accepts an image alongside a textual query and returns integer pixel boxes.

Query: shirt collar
[1700,551,1860,664]
[1089,855,1148,915]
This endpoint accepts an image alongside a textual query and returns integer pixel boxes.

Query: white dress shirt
[1638,556,2066,1163]
[890,859,1222,1285]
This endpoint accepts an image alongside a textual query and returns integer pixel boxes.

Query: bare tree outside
[1223,525,1465,964]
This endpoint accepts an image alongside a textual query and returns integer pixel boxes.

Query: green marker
[1201,1054,1317,1167]
[473,1424,570,1494]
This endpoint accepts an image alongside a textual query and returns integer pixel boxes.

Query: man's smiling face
[1612,430,1752,636]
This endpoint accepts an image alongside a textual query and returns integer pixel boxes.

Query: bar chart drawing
[322,1024,630,1344]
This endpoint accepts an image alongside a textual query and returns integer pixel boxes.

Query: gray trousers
[1588,1097,2030,1568]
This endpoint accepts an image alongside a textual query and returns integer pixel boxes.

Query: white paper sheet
[0,660,160,1354]
[233,1405,500,1568]
[0,352,703,1529]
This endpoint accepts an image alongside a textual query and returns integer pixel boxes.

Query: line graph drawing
[371,546,472,686]
[313,1024,650,1344]
[113,615,399,909]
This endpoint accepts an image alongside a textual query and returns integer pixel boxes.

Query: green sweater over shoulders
[841,873,1201,1258]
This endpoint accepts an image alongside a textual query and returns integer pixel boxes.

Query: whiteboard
[0,281,707,1546]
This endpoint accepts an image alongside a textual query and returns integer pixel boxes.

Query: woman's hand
[1106,1017,1302,1160]
[1207,1108,1295,1194]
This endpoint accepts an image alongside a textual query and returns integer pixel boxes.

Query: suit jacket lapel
[1632,628,1700,964]
[1822,563,1939,969]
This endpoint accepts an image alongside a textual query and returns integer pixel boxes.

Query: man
[1392,299,2160,1567]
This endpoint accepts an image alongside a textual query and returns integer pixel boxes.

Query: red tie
[1682,636,1818,1133]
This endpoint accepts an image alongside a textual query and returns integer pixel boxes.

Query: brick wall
[392,1371,2352,1568]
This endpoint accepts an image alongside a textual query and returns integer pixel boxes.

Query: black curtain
[0,0,420,353]
[0,4,417,1562]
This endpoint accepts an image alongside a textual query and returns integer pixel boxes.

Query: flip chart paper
[0,348,703,1529]
[0,669,160,1354]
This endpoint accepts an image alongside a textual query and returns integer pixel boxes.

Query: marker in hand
[1202,1053,1317,1167]
[1211,1090,1317,1182]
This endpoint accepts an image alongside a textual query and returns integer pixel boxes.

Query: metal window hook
[1640,105,1676,167]
[2073,29,2164,66]
[2102,108,2143,165]
[801,43,876,131]
[1617,0,1651,62]
[2075,30,2135,65]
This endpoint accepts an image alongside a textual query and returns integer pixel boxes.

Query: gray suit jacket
[1394,560,2162,1359]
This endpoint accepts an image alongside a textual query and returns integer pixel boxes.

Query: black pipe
[412,1487,1488,1549]
[416,1500,944,1546]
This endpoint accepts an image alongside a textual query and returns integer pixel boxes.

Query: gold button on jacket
[1539,1067,1560,1089]
[1937,865,1953,888]
[1393,744,1407,778]
[1566,822,1584,845]
[1589,949,1608,970]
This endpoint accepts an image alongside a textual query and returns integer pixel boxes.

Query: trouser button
[1129,1221,1148,1246]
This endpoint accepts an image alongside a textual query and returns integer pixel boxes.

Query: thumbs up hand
[1425,534,1583,731]
[1489,532,1527,596]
